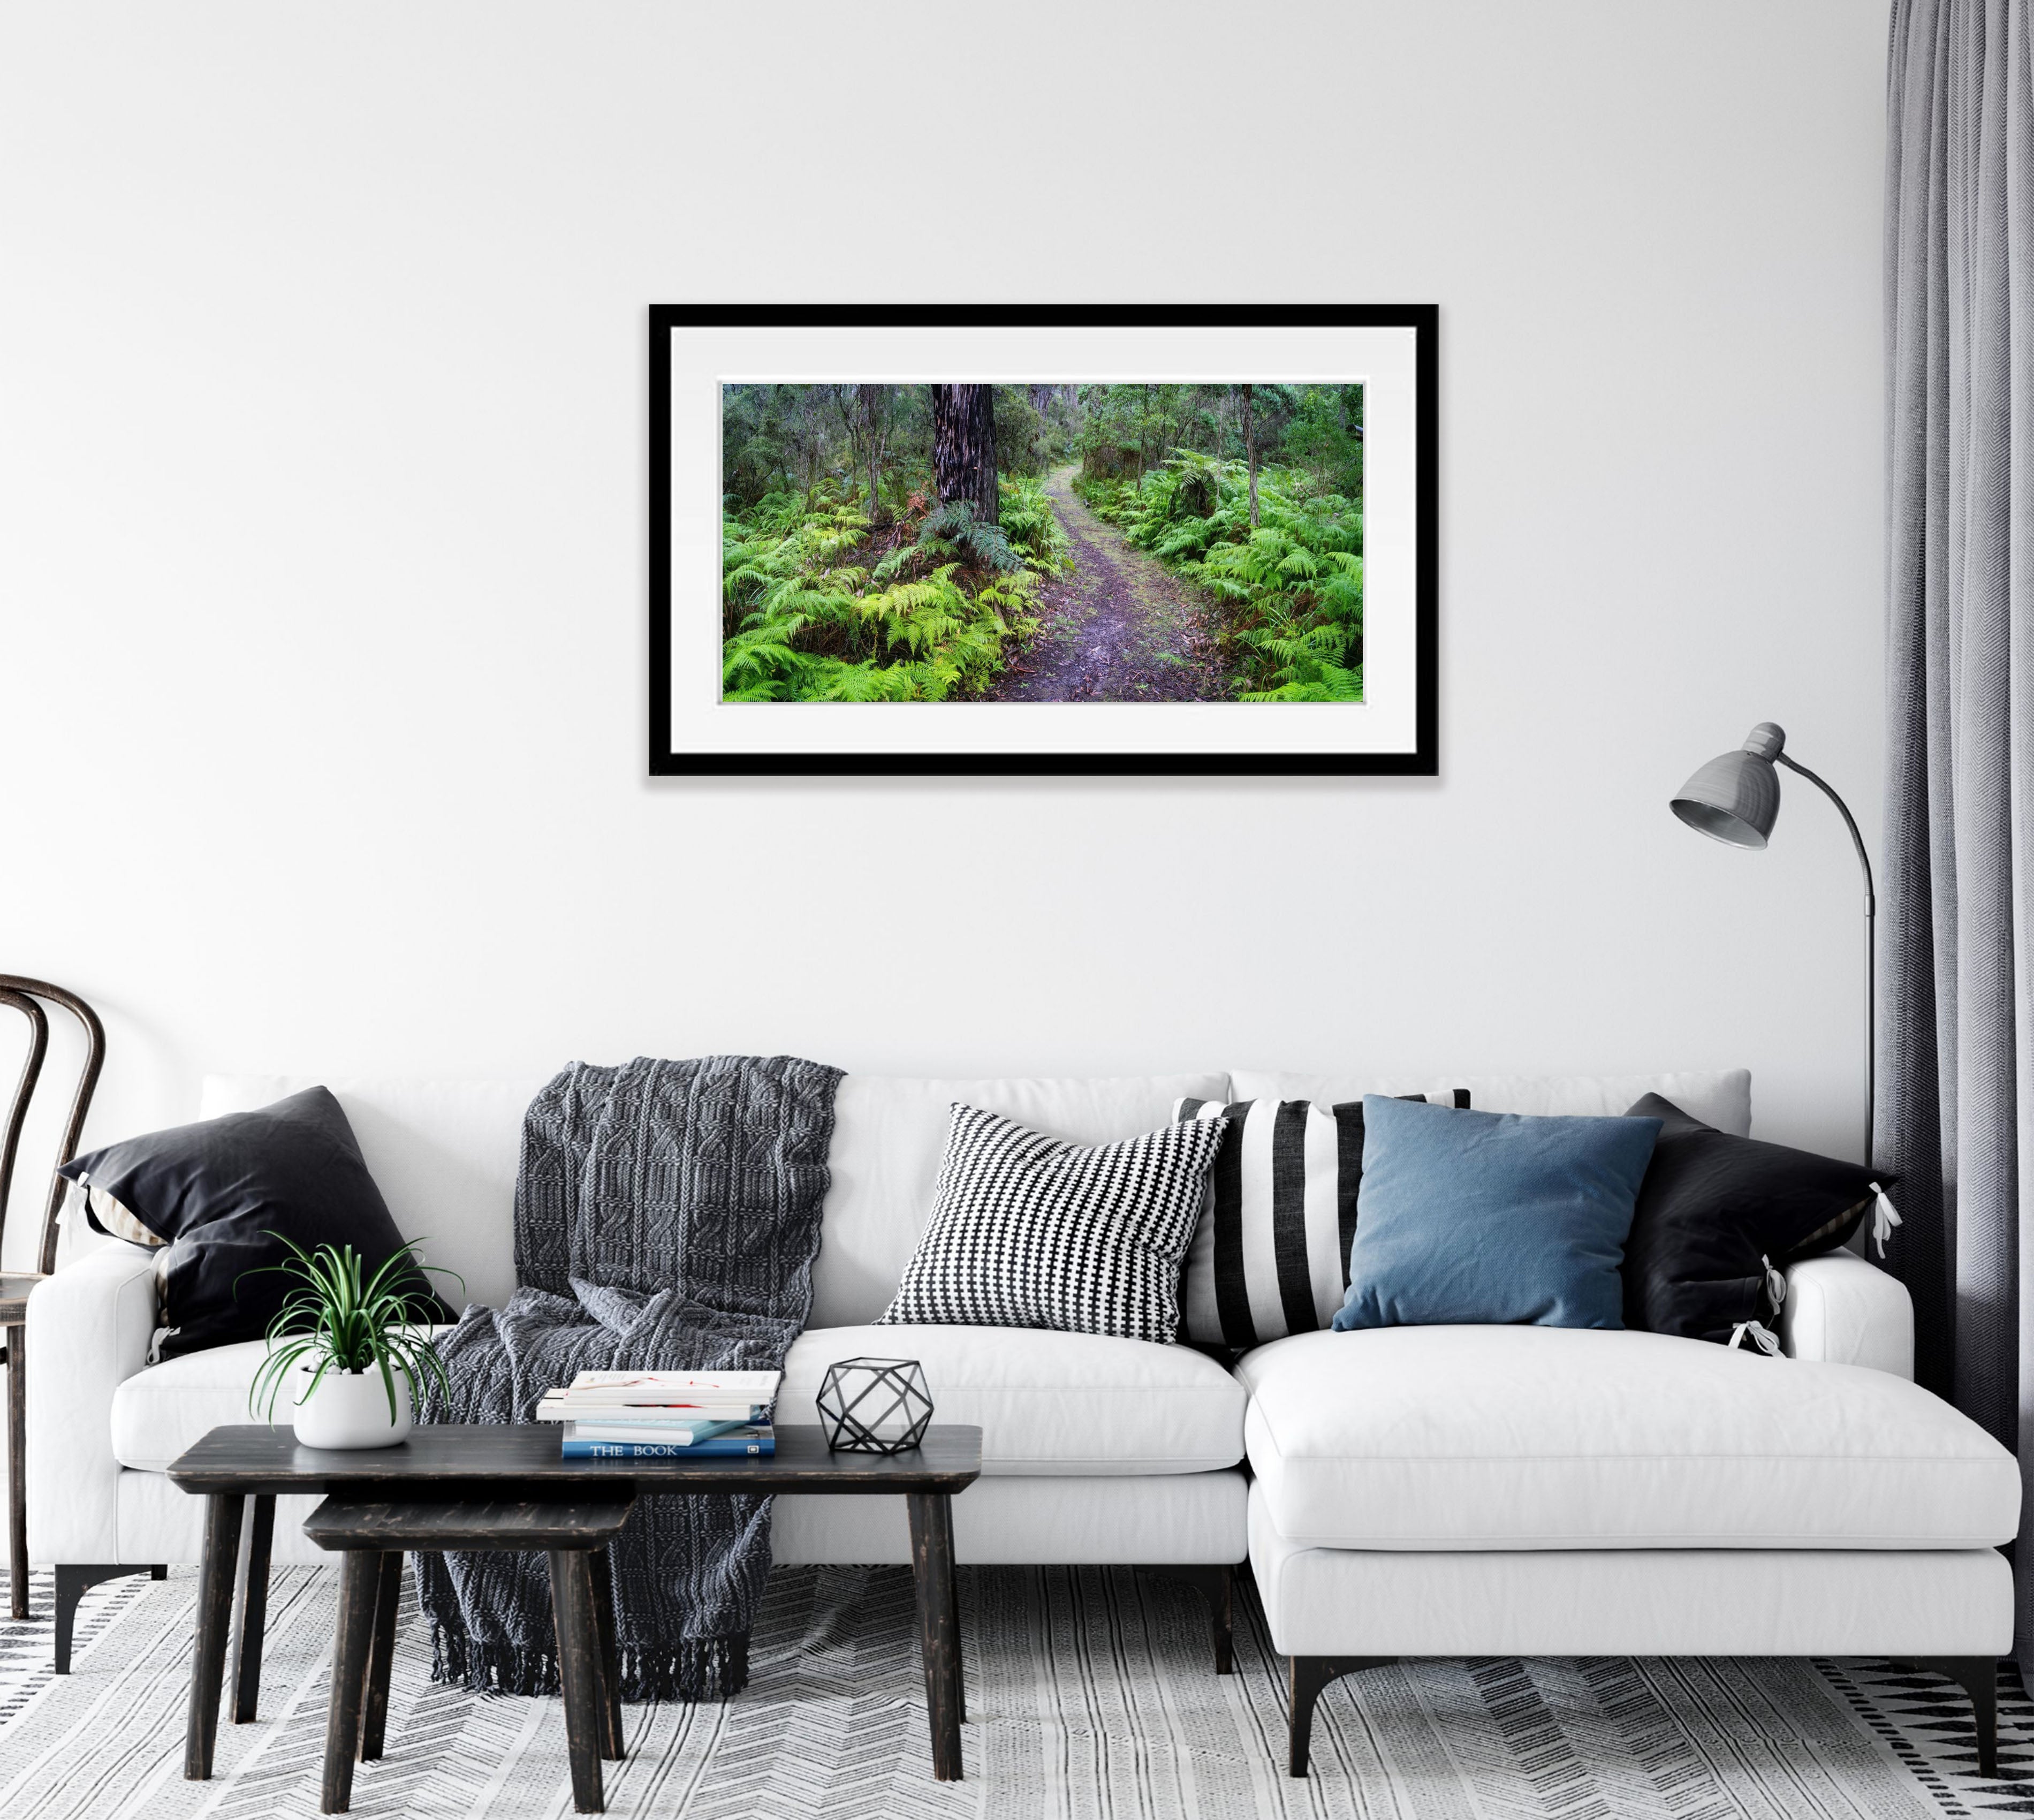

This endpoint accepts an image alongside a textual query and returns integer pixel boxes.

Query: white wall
[0,1,1889,1265]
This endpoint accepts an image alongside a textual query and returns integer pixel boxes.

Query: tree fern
[915,500,1021,572]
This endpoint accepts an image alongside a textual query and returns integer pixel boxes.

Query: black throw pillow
[1620,1092,1893,1348]
[59,1086,452,1359]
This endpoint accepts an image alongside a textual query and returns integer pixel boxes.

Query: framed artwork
[649,305,1437,776]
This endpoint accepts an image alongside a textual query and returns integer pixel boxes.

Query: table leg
[230,1495,276,1722]
[588,1544,625,1760]
[320,1551,380,1813]
[359,1552,403,1762]
[185,1492,245,1780]
[906,1491,962,1781]
[947,1534,963,1726]
[548,1550,606,1814]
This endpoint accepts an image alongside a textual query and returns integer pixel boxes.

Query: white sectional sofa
[24,1065,2017,1776]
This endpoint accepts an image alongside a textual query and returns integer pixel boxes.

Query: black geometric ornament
[816,1356,934,1455]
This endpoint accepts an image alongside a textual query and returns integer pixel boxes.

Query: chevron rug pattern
[0,1563,2028,1819]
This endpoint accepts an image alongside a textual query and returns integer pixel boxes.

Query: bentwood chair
[0,977,105,1620]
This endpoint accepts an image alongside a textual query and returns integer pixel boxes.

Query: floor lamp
[1669,721,1877,1169]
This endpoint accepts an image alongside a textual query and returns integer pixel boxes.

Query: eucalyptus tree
[932,383,998,525]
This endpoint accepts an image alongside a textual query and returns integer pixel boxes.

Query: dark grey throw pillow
[1620,1093,1892,1349]
[59,1087,452,1359]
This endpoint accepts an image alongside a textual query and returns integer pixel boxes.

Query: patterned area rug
[0,1563,2028,1819]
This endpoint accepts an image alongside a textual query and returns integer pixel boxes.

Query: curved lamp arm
[1775,753,1876,906]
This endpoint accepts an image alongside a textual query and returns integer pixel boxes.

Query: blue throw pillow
[1331,1096,1663,1332]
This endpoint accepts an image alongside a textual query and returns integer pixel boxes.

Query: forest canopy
[719,381,1363,705]
[720,382,1362,513]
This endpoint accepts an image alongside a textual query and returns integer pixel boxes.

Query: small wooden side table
[302,1495,632,1814]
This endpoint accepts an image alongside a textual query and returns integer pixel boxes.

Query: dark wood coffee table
[167,1423,982,1795]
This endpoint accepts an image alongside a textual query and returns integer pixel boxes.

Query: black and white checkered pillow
[1173,1090,1470,1349]
[876,1103,1230,1342]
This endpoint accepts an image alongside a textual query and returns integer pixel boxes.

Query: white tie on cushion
[1870,1181,1903,1257]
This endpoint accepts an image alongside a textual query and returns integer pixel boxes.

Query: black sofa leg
[1905,1657,2000,1778]
[1288,1656,1397,1777]
[1135,1565,1236,1674]
[54,1564,162,1672]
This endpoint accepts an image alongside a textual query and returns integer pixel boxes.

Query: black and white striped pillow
[877,1103,1230,1342]
[1173,1091,1470,1350]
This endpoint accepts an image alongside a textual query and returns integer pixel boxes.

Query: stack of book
[537,1369,780,1458]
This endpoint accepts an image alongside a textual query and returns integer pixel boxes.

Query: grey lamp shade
[1670,722,1785,848]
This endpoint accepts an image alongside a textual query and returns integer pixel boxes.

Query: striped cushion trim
[1174,1089,1471,1349]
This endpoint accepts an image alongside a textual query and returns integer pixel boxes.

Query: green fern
[718,473,1061,702]
[915,500,1021,573]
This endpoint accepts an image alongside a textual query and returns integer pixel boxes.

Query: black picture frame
[649,304,1438,777]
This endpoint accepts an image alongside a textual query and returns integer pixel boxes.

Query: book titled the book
[560,1434,775,1459]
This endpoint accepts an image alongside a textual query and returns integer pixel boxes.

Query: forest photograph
[719,382,1364,706]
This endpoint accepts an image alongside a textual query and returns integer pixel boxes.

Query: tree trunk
[857,384,887,521]
[1242,384,1259,529]
[932,383,999,525]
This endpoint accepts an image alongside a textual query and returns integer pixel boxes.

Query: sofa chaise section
[1241,1306,2020,1774]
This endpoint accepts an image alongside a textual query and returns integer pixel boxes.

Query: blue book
[560,1436,775,1459]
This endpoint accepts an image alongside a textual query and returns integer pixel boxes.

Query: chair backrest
[0,977,105,1276]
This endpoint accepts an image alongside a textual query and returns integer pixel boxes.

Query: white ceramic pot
[290,1361,414,1450]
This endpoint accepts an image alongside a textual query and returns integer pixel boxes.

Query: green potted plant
[244,1237,462,1450]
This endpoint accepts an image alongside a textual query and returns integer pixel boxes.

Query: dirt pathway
[987,468,1230,702]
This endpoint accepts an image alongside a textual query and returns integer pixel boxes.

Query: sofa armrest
[1779,1249,1914,1378]
[25,1241,158,1563]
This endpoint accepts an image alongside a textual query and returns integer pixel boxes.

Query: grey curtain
[1883,0,2034,1657]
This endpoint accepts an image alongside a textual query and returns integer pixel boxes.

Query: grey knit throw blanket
[415,1053,842,1701]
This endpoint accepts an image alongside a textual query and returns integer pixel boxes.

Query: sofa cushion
[111,1322,461,1472]
[1622,1092,1888,1346]
[1172,1092,1463,1350]
[112,1321,1248,1478]
[111,1338,279,1471]
[875,1106,1225,1342]
[65,1087,452,1360]
[814,1075,1230,1328]
[780,1325,1246,1475]
[1333,1097,1661,1332]
[1239,1326,2020,1549]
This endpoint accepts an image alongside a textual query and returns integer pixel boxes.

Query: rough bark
[932,383,998,525]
